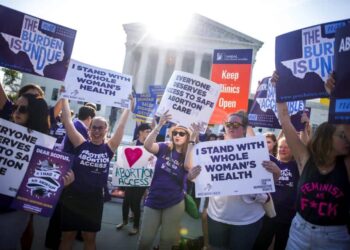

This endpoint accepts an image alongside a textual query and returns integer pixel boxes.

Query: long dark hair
[22,94,50,134]
[307,122,336,166]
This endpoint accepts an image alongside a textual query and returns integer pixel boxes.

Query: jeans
[137,200,184,250]
[286,213,350,250]
[207,215,263,250]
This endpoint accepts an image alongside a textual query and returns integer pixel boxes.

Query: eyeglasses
[172,131,187,137]
[91,125,106,131]
[13,105,28,114]
[224,122,243,129]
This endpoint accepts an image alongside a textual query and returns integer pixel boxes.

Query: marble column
[122,44,134,75]
[193,52,203,76]
[174,50,184,72]
[135,46,150,93]
[154,49,167,85]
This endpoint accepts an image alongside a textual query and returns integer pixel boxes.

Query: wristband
[188,141,196,145]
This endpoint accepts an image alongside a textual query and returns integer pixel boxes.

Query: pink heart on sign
[124,148,143,168]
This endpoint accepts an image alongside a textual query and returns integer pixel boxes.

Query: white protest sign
[193,135,275,197]
[156,71,221,133]
[0,118,56,197]
[62,59,132,108]
[111,146,155,187]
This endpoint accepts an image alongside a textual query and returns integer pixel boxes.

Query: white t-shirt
[207,195,265,225]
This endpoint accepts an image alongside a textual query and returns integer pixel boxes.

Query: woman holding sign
[186,111,280,250]
[0,93,74,250]
[137,111,195,250]
[275,84,350,248]
[58,97,133,250]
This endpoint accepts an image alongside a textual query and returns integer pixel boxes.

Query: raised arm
[184,122,200,170]
[108,95,134,152]
[144,111,171,154]
[277,102,309,174]
[61,98,85,148]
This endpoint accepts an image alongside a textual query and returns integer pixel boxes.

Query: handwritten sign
[0,118,56,197]
[0,5,76,81]
[62,59,132,108]
[111,146,155,187]
[193,135,274,197]
[11,146,73,217]
[156,71,221,133]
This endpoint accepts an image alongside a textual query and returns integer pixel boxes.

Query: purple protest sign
[329,24,350,124]
[11,146,73,217]
[0,5,76,81]
[248,77,306,131]
[275,19,350,102]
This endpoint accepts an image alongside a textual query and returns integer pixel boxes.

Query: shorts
[60,188,104,232]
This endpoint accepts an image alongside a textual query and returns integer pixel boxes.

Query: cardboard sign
[156,71,221,134]
[11,146,73,217]
[275,19,350,102]
[193,135,275,197]
[209,49,253,124]
[111,146,155,187]
[0,118,56,197]
[62,59,132,108]
[0,5,76,81]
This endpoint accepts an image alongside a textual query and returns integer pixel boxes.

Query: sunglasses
[91,125,106,131]
[172,131,187,137]
[225,122,243,129]
[13,105,28,114]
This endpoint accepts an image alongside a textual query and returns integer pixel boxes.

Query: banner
[194,135,274,197]
[0,118,56,197]
[248,77,308,131]
[209,49,252,124]
[11,146,73,217]
[156,71,221,134]
[133,93,158,123]
[0,5,76,81]
[275,19,350,102]
[62,59,132,109]
[329,25,350,124]
[111,146,155,187]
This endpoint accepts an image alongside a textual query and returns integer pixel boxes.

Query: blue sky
[1,0,349,92]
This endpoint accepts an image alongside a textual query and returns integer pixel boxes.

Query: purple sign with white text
[11,146,73,217]
[275,19,350,102]
[0,5,76,81]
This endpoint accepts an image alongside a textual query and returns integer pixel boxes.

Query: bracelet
[188,141,196,145]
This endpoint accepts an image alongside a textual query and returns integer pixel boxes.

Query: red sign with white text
[209,49,252,124]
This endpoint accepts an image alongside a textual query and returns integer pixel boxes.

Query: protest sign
[275,19,350,102]
[0,5,76,81]
[193,135,274,197]
[148,85,165,98]
[134,93,158,123]
[112,146,155,187]
[156,71,221,134]
[209,49,253,124]
[11,146,73,217]
[329,25,350,124]
[248,77,307,130]
[62,59,132,109]
[0,118,56,197]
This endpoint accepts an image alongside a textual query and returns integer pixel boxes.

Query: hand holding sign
[158,110,172,126]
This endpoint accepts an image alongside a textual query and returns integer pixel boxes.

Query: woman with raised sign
[0,91,74,250]
[275,72,350,249]
[58,96,133,250]
[137,111,197,250]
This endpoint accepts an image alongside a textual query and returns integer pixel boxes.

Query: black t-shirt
[296,156,349,225]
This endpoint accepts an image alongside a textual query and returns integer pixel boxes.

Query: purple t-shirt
[70,141,114,193]
[144,143,187,209]
[63,119,89,154]
[270,155,300,223]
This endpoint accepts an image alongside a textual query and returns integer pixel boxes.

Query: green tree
[1,67,21,101]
